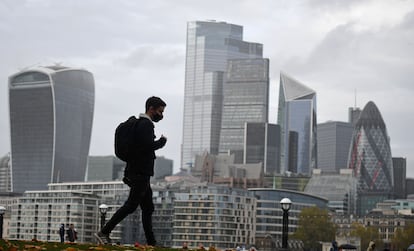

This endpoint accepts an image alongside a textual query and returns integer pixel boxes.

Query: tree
[350,222,381,251]
[292,206,337,251]
[392,223,414,251]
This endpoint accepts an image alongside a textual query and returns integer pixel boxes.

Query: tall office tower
[348,107,361,126]
[0,153,11,192]
[317,121,354,172]
[347,101,394,216]
[244,123,280,175]
[181,20,263,170]
[392,157,406,199]
[406,178,414,197]
[219,58,269,163]
[277,72,317,175]
[9,66,94,192]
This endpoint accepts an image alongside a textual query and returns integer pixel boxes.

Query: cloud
[1,0,414,177]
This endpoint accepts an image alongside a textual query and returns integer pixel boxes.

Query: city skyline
[0,1,413,176]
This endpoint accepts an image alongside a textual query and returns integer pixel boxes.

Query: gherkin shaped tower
[347,101,394,215]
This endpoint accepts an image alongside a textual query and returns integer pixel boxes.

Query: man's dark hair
[145,96,166,112]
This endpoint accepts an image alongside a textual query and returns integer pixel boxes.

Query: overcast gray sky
[1,0,413,176]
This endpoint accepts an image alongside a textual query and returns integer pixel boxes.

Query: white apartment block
[171,185,257,249]
[9,190,100,243]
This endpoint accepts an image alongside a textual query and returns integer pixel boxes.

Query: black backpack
[114,116,139,161]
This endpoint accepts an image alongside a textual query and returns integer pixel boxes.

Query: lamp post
[280,198,292,250]
[99,204,108,229]
[0,206,5,239]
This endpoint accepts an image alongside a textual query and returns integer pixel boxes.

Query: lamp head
[99,204,108,214]
[280,198,292,211]
[0,206,5,215]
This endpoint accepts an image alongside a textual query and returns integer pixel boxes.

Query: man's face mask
[151,107,164,122]
[152,112,163,122]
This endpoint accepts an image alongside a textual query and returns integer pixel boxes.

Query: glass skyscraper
[277,72,317,175]
[347,101,394,215]
[392,157,406,199]
[219,58,269,163]
[8,66,94,192]
[244,123,280,175]
[181,20,263,169]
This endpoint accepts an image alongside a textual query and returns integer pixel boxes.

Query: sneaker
[94,231,111,244]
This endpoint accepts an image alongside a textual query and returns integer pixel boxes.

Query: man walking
[59,224,65,243]
[95,96,167,246]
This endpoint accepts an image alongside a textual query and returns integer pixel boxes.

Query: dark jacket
[125,115,165,177]
[67,228,77,242]
[59,225,65,236]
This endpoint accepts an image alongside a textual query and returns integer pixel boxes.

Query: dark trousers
[101,176,156,245]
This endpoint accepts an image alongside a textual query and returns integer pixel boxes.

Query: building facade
[86,156,125,181]
[250,188,328,251]
[244,123,280,175]
[153,156,174,180]
[277,72,317,175]
[0,153,11,192]
[347,101,394,216]
[172,185,257,249]
[219,58,269,163]
[47,181,132,244]
[392,157,406,199]
[348,107,361,126]
[407,178,414,197]
[305,169,357,215]
[317,121,353,172]
[8,66,94,192]
[181,20,263,170]
[8,190,100,243]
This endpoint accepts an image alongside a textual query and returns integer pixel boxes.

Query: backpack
[114,116,139,161]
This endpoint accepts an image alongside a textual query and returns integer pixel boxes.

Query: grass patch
[0,239,179,251]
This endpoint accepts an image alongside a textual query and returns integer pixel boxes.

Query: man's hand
[159,135,167,147]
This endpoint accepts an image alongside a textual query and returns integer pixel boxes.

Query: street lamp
[0,206,6,239]
[99,204,108,229]
[280,198,292,250]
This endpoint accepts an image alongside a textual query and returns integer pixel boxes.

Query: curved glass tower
[8,66,94,192]
[347,101,393,215]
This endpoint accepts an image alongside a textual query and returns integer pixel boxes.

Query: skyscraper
[219,58,269,163]
[347,101,394,215]
[244,123,280,175]
[8,66,94,192]
[181,20,263,170]
[392,157,406,199]
[277,72,317,175]
[348,107,362,126]
[317,121,354,172]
